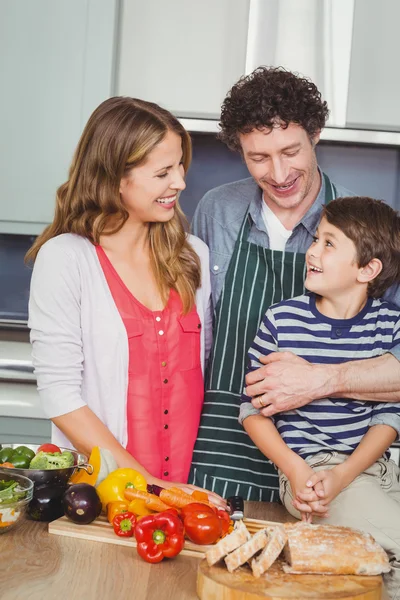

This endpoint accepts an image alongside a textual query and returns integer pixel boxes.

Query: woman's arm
[53,406,154,477]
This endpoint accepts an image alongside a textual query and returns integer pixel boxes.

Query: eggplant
[63,483,102,525]
[27,484,66,522]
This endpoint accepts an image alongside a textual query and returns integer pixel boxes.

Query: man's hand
[246,352,333,416]
[296,466,346,507]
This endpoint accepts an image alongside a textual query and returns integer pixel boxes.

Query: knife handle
[227,495,244,519]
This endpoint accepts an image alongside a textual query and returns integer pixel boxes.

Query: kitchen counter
[0,502,390,600]
[0,502,293,600]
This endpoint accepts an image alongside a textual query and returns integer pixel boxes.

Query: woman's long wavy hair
[26,97,200,313]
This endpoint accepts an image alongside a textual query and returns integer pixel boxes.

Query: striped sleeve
[369,402,400,439]
[389,315,400,361]
[240,309,278,407]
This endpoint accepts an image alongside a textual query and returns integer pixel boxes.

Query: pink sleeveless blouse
[96,246,204,483]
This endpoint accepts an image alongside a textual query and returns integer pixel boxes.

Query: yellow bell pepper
[127,498,154,518]
[96,468,147,512]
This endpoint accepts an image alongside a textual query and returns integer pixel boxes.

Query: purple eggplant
[63,483,102,525]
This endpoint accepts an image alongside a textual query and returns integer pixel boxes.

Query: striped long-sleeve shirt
[240,294,400,459]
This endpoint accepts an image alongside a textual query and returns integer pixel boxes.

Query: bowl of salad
[0,469,34,533]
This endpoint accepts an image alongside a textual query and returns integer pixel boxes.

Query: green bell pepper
[0,446,35,469]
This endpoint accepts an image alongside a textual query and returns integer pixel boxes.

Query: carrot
[124,488,149,502]
[191,490,209,503]
[124,487,171,512]
[160,487,212,509]
[144,496,171,512]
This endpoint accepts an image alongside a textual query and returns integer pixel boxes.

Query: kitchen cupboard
[0,0,118,235]
[117,0,250,119]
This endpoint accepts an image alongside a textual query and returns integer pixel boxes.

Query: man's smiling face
[239,122,320,214]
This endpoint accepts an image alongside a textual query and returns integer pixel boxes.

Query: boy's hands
[287,462,329,522]
[296,466,347,507]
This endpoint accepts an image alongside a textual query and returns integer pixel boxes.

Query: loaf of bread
[205,521,251,567]
[251,525,287,578]
[283,522,390,575]
[224,528,268,573]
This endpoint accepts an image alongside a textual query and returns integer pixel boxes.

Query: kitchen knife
[227,495,244,526]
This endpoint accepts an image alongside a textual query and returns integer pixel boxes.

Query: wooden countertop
[0,502,389,600]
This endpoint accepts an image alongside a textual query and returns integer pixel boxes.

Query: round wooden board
[197,559,383,600]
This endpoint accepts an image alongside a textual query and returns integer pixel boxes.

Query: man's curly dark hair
[219,67,329,152]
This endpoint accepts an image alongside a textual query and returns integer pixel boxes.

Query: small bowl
[0,469,34,533]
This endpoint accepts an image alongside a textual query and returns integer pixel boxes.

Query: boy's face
[305,217,362,299]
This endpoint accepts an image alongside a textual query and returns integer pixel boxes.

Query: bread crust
[205,521,251,567]
[282,523,390,575]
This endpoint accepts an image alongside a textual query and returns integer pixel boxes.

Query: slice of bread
[224,528,269,573]
[251,525,287,579]
[205,521,251,567]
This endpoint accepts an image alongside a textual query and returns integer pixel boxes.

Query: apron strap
[323,172,338,204]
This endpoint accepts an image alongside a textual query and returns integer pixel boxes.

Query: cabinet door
[0,0,118,235]
[117,0,250,119]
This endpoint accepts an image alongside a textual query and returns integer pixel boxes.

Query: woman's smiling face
[119,129,186,224]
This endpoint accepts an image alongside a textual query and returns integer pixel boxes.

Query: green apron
[189,174,337,501]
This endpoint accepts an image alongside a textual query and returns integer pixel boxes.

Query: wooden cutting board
[197,559,383,600]
[48,515,278,558]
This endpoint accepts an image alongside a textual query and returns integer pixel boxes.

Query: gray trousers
[279,452,400,600]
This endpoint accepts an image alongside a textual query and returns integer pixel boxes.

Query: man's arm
[246,351,400,417]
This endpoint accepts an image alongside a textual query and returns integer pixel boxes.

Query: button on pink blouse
[96,246,204,483]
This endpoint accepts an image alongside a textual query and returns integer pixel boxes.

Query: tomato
[183,509,222,545]
[217,509,231,535]
[180,502,216,521]
[37,443,61,454]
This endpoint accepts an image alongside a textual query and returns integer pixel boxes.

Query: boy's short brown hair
[322,197,400,298]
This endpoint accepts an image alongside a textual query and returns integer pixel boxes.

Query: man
[189,66,400,501]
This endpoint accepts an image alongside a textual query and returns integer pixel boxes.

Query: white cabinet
[0,0,118,235]
[117,0,250,119]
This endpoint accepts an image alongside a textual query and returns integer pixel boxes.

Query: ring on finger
[258,396,266,408]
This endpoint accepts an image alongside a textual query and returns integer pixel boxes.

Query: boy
[240,197,400,598]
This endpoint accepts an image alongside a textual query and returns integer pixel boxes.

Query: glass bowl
[0,469,34,533]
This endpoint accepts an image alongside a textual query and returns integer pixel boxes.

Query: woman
[27,97,219,500]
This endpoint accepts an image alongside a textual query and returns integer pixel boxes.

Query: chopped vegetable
[0,480,27,504]
[0,507,20,527]
[134,511,184,563]
[112,511,136,537]
[29,450,74,470]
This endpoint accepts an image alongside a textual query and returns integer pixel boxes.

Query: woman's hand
[147,477,227,510]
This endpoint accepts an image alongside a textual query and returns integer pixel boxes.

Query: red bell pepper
[112,511,136,537]
[134,511,184,563]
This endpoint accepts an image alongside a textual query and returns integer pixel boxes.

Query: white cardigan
[28,233,212,449]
